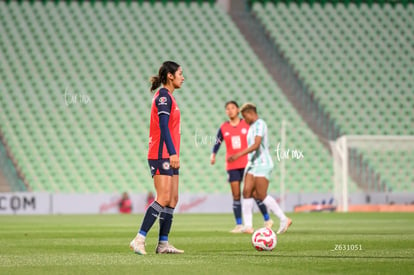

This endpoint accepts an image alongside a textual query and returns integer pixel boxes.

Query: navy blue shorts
[227,168,245,183]
[148,159,179,177]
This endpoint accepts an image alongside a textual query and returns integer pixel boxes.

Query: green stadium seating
[252,1,414,191]
[1,1,339,194]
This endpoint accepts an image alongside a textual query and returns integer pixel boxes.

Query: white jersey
[247,118,273,167]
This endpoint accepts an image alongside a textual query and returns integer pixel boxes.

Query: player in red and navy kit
[211,101,272,233]
[130,61,184,255]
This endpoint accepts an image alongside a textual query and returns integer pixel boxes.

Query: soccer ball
[251,227,277,251]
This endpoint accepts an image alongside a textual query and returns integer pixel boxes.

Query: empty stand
[252,1,414,191]
[1,1,336,194]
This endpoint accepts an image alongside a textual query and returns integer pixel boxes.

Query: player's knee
[156,199,168,208]
[233,194,241,201]
[255,193,266,201]
[157,194,171,207]
[169,195,179,208]
[252,188,266,200]
[243,190,253,198]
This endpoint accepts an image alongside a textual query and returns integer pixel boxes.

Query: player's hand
[210,153,216,165]
[170,154,180,169]
[227,153,239,163]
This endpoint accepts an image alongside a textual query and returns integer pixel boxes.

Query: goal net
[330,135,414,212]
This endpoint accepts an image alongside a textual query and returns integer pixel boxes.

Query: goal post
[330,135,414,212]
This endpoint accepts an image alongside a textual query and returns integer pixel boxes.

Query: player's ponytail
[150,75,162,92]
[150,61,180,92]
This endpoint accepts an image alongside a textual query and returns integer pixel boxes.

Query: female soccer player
[228,103,292,234]
[129,61,184,255]
[211,101,273,233]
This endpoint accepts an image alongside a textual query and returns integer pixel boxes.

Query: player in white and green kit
[228,103,292,234]
[245,110,274,179]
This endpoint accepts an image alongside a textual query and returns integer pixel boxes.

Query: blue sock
[139,201,163,237]
[159,206,174,242]
[256,199,270,221]
[233,200,242,225]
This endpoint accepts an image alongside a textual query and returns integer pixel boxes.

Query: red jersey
[148,88,181,159]
[213,119,249,170]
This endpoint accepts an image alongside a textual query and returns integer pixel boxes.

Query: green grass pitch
[0,212,413,274]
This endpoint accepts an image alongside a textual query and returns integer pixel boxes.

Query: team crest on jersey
[224,132,230,136]
[162,161,170,170]
[158,97,167,105]
[241,128,247,134]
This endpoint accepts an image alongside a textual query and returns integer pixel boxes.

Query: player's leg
[253,189,273,228]
[258,181,291,233]
[229,180,243,232]
[239,168,271,230]
[228,169,243,233]
[130,173,170,255]
[242,172,255,233]
[253,189,271,224]
[254,166,292,234]
[157,172,184,254]
[141,174,171,234]
[130,159,172,255]
[159,174,178,243]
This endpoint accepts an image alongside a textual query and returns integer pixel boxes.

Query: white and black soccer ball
[251,227,277,251]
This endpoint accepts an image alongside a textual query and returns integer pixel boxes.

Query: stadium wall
[0,192,412,215]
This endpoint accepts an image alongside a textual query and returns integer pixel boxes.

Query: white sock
[263,195,287,221]
[242,198,254,228]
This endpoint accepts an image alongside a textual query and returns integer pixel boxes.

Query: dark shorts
[148,159,179,177]
[227,168,245,183]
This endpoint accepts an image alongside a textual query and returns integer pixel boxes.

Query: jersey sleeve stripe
[158,111,170,116]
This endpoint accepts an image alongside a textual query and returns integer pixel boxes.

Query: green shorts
[245,162,274,180]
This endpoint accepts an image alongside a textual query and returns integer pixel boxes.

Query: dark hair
[225,100,239,108]
[150,61,180,92]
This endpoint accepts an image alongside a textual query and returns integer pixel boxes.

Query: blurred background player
[145,191,155,210]
[211,101,273,233]
[228,103,292,234]
[129,61,184,255]
[119,192,132,214]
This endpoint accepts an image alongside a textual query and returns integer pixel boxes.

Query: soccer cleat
[264,219,274,229]
[156,242,184,254]
[242,227,254,234]
[129,236,147,255]
[277,218,292,234]
[230,225,244,233]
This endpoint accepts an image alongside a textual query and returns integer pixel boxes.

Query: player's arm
[228,135,261,162]
[157,90,179,168]
[159,113,176,156]
[210,128,224,165]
